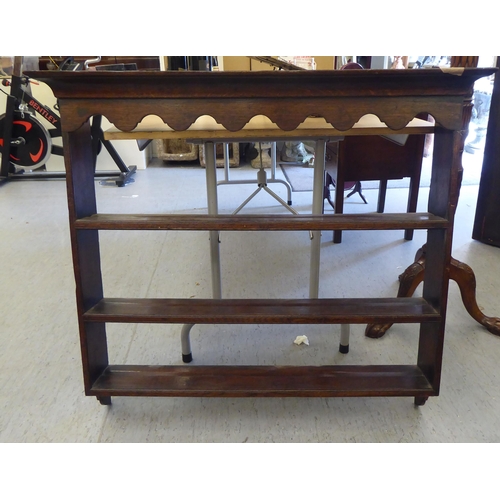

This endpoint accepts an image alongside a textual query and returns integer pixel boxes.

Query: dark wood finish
[74,213,448,231]
[366,246,500,338]
[91,365,434,398]
[27,67,495,406]
[84,297,440,324]
[63,124,109,395]
[28,69,485,133]
[473,57,500,247]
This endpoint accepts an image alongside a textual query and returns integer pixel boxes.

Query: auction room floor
[1,155,499,443]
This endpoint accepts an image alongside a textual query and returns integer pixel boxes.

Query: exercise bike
[0,56,138,186]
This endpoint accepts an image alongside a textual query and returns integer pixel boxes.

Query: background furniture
[155,139,199,163]
[0,57,137,186]
[325,124,427,243]
[198,142,240,167]
[366,57,500,340]
[473,55,500,248]
[215,142,294,214]
[38,56,161,71]
[29,68,493,406]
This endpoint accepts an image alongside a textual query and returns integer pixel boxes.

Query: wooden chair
[324,130,427,243]
[323,60,427,243]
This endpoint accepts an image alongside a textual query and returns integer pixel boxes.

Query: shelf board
[91,364,435,398]
[75,213,449,231]
[83,297,440,324]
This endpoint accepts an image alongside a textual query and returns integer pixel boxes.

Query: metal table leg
[181,141,222,363]
[309,139,326,299]
[205,141,222,299]
[309,139,350,353]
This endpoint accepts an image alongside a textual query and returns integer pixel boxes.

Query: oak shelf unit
[28,67,495,407]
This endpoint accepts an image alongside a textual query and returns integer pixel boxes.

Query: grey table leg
[309,139,350,353]
[223,142,230,181]
[181,324,195,363]
[204,141,222,299]
[269,142,293,204]
[309,139,326,299]
[181,141,222,363]
[340,325,350,353]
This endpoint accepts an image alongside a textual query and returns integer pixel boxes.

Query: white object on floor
[294,335,310,346]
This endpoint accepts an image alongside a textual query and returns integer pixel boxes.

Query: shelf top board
[26,68,496,133]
